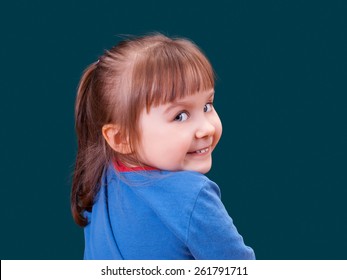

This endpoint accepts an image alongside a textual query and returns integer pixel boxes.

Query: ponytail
[71,61,110,226]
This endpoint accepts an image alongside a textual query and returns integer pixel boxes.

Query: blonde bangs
[131,39,215,111]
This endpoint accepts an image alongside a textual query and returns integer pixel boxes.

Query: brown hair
[72,33,215,226]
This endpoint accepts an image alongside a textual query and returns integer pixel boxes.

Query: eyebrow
[164,90,215,114]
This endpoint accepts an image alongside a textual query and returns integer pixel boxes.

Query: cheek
[162,129,192,160]
[167,128,191,147]
[175,136,192,152]
[213,115,223,143]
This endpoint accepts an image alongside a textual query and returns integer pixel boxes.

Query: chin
[199,166,212,174]
[182,157,212,174]
[191,162,212,174]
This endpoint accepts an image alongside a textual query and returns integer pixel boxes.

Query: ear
[102,124,132,154]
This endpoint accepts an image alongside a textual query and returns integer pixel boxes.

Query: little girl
[71,33,255,260]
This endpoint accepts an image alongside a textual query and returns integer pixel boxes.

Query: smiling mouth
[188,147,210,155]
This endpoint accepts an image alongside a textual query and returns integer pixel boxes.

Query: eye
[204,103,213,112]
[174,112,189,122]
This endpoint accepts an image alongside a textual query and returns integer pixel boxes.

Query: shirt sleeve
[186,180,255,260]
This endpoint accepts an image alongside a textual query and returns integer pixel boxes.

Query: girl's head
[72,33,222,226]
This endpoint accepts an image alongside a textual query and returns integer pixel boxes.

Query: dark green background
[1,0,346,259]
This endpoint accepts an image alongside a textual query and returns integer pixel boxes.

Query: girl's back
[84,163,255,260]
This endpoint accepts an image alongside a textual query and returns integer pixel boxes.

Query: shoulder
[104,164,222,221]
[110,169,221,244]
[160,170,217,190]
[129,170,221,201]
[105,163,220,198]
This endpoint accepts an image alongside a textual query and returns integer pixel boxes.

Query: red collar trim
[113,160,158,172]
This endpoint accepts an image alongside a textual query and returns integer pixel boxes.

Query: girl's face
[137,89,222,174]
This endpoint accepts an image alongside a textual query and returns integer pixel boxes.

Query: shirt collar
[113,160,158,172]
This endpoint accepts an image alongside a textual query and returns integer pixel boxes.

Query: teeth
[196,148,208,154]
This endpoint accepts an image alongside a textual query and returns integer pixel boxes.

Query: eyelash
[173,102,213,122]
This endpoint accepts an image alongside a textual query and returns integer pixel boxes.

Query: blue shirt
[84,164,255,260]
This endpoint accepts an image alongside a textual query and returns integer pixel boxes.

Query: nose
[195,117,216,139]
